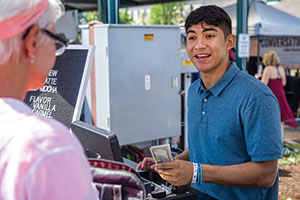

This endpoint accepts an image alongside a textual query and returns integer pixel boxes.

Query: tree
[86,11,99,22]
[119,8,135,24]
[149,2,184,25]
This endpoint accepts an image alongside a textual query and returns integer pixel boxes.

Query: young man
[137,5,282,199]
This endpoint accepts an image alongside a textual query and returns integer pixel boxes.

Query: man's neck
[200,61,231,89]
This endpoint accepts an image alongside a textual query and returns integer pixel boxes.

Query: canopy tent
[64,0,185,11]
[224,0,300,36]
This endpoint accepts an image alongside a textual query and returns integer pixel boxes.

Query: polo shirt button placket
[201,97,208,123]
[202,98,207,116]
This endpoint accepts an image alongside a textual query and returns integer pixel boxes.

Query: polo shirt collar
[198,62,240,96]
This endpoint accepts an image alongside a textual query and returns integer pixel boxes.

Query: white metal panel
[85,24,181,145]
[94,27,111,131]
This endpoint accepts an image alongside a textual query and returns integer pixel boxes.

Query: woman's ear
[23,25,40,58]
[226,34,236,50]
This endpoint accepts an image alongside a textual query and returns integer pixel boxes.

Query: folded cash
[150,144,173,163]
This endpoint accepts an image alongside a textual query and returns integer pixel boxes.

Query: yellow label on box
[183,60,193,66]
[144,34,154,41]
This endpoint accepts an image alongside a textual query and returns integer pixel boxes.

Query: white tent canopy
[224,0,300,36]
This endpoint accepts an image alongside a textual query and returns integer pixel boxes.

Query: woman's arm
[279,66,286,86]
[261,67,270,85]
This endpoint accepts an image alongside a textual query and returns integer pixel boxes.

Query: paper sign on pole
[238,34,250,58]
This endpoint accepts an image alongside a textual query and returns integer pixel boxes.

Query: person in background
[229,47,236,62]
[261,50,298,136]
[248,56,264,77]
[137,5,282,199]
[0,0,97,199]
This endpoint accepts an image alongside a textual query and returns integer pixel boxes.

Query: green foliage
[284,143,300,152]
[149,2,184,25]
[119,8,135,24]
[280,152,300,164]
[86,11,99,22]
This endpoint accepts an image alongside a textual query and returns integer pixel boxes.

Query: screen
[70,120,123,162]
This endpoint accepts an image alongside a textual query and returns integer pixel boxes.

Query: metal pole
[98,0,108,23]
[108,0,111,23]
[236,0,249,71]
[108,0,120,24]
[115,0,120,24]
[241,0,248,72]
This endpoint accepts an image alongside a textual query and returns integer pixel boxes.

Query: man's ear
[226,34,236,50]
[23,25,40,58]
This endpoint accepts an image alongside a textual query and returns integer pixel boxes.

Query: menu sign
[24,45,94,128]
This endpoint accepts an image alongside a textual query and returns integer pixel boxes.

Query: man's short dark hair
[185,5,232,38]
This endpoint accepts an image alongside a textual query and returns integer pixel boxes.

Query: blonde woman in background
[261,50,297,136]
[0,0,97,199]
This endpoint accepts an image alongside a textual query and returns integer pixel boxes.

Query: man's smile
[194,53,211,62]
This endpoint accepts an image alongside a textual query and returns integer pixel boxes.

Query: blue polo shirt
[188,63,282,200]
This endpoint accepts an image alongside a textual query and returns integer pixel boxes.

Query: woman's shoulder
[278,65,286,71]
[264,65,275,70]
[19,115,82,150]
[263,66,277,74]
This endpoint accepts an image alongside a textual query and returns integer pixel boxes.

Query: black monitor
[70,120,123,162]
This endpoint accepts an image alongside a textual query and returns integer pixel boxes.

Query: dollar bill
[150,144,173,163]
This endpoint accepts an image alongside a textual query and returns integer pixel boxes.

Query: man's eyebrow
[202,28,217,33]
[186,30,196,35]
[186,28,217,35]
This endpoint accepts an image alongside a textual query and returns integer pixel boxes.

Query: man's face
[186,22,234,75]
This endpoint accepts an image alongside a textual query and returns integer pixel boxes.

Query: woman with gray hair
[0,0,97,199]
[261,50,297,136]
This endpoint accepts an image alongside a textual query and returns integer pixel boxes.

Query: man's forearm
[174,148,189,161]
[201,160,278,188]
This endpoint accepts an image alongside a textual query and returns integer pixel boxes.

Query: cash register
[71,120,198,199]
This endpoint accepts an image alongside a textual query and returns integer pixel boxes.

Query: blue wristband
[197,163,202,184]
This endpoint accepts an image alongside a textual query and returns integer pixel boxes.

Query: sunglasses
[22,25,68,56]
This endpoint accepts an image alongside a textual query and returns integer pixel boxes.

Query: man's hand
[136,157,156,171]
[154,159,193,186]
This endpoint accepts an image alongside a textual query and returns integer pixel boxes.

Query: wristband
[197,163,202,184]
[191,163,198,184]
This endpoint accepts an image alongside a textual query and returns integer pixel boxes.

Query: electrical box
[81,24,181,145]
